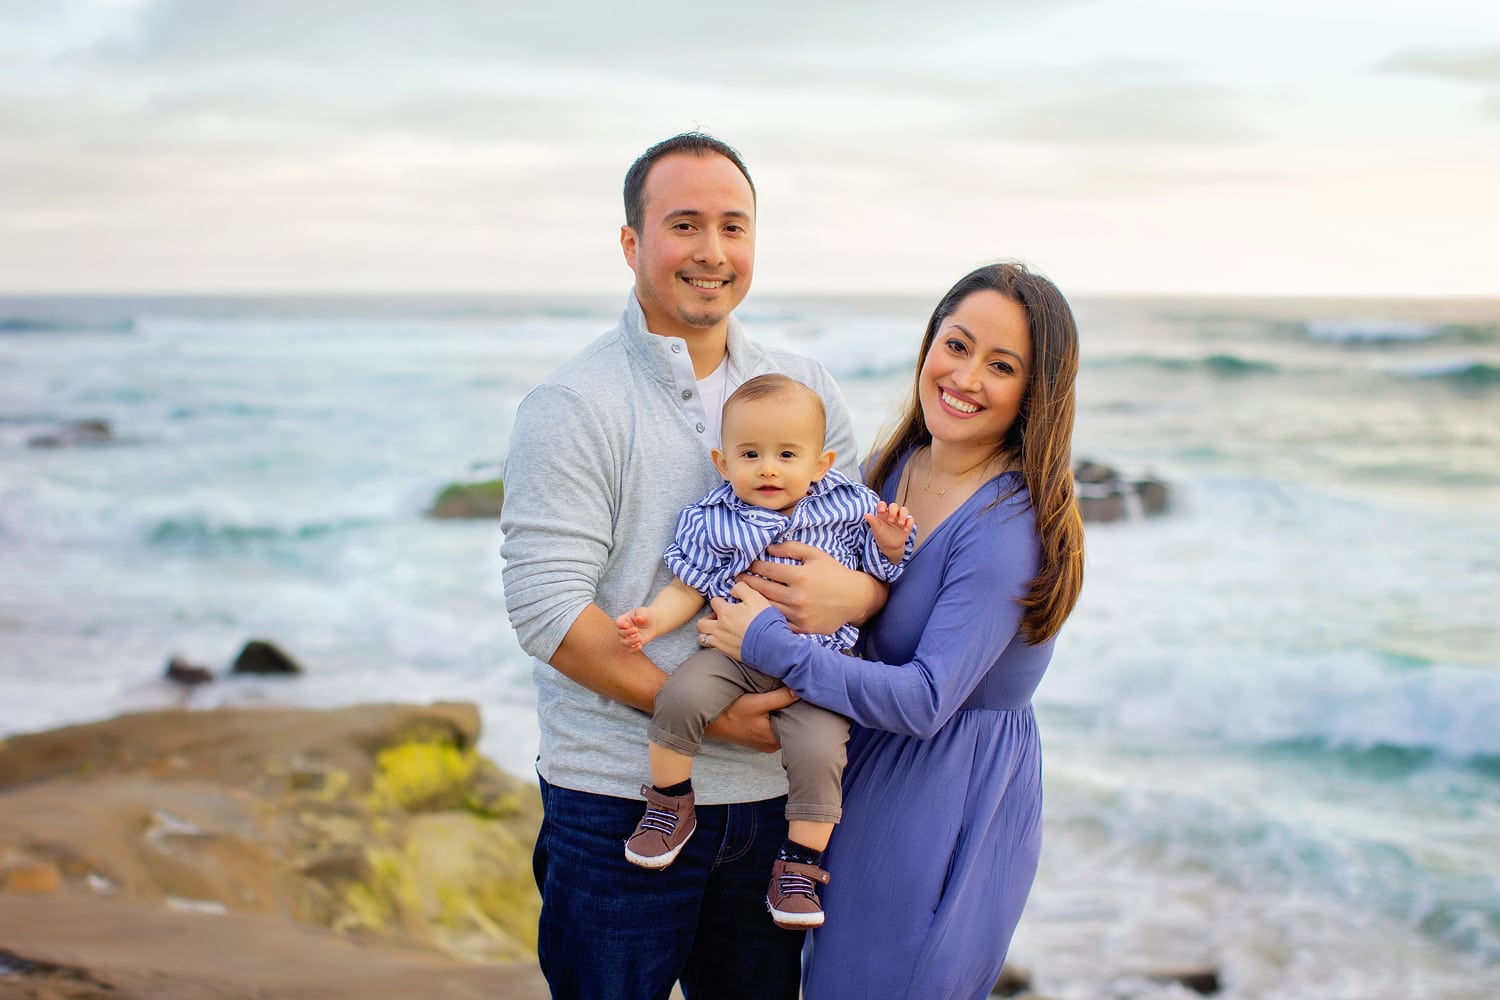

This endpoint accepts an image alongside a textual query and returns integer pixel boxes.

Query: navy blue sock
[653,778,692,797]
[778,839,824,867]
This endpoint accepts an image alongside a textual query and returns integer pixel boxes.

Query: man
[500,133,884,999]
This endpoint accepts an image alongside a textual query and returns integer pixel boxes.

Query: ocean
[2,291,1497,998]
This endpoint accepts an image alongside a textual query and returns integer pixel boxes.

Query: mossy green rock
[0,703,542,965]
[428,479,505,519]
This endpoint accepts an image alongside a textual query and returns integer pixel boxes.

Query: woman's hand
[735,540,888,634]
[697,581,775,662]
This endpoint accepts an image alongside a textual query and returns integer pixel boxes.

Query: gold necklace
[921,451,993,498]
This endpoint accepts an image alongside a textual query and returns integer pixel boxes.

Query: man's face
[621,152,755,341]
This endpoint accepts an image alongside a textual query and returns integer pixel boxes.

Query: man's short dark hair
[623,133,756,234]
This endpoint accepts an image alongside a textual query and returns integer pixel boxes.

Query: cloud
[1378,45,1500,120]
[1378,46,1500,83]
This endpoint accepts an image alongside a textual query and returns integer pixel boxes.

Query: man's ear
[621,225,639,272]
[814,449,836,480]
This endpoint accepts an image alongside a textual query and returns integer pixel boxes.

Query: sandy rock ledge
[0,703,549,999]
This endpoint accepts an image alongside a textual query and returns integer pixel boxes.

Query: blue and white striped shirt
[664,468,911,652]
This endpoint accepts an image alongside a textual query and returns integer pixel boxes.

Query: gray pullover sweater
[500,293,859,803]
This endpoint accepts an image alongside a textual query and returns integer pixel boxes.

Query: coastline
[0,703,550,1000]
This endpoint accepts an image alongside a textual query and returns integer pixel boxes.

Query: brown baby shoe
[766,857,831,929]
[624,784,697,869]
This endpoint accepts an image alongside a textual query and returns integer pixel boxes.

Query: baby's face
[712,394,833,513]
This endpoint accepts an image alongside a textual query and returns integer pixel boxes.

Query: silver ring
[699,634,711,646]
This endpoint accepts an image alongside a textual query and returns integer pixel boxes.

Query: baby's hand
[867,502,916,564]
[615,608,658,652]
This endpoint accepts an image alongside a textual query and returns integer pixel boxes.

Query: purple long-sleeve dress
[740,464,1054,1000]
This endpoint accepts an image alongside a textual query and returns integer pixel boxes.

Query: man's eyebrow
[663,208,752,220]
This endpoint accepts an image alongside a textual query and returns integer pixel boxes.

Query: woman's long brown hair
[867,261,1084,644]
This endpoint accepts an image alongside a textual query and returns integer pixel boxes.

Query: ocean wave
[1089,353,1279,375]
[1305,319,1449,343]
[0,315,137,335]
[1045,767,1500,965]
[1303,319,1500,346]
[1390,359,1500,387]
[1261,736,1500,780]
[146,514,380,553]
[1045,644,1500,770]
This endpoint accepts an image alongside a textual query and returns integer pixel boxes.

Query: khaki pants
[649,649,848,824]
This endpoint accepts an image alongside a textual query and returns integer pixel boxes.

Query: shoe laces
[777,868,818,899]
[638,805,678,836]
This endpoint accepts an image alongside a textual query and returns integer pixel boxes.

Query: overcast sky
[2,0,1498,297]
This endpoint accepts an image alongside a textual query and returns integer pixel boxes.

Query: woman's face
[918,289,1032,451]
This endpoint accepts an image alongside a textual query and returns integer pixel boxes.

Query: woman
[700,261,1085,999]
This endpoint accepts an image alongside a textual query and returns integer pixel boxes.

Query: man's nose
[693,230,724,264]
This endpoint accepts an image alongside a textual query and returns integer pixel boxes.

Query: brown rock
[26,418,114,449]
[3,860,62,895]
[1078,490,1127,523]
[1145,963,1222,995]
[230,639,303,675]
[0,702,538,974]
[164,656,214,685]
[1136,478,1171,516]
[428,478,506,519]
[1074,460,1119,484]
[0,896,553,1000]
[991,961,1031,995]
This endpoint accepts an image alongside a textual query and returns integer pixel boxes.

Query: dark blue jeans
[534,776,804,1000]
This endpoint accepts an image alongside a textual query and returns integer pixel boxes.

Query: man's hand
[704,687,798,753]
[735,540,888,634]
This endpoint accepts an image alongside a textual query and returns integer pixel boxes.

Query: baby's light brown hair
[722,374,827,441]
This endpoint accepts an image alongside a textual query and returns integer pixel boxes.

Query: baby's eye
[743,450,758,459]
[780,451,796,459]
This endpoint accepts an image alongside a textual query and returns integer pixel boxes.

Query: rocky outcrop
[163,655,214,685]
[0,703,542,972]
[1074,459,1171,523]
[26,418,115,449]
[428,478,506,519]
[229,639,304,675]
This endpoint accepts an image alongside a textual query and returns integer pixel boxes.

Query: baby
[616,373,914,930]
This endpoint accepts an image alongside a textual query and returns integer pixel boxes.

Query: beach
[2,292,1498,998]
[0,701,551,999]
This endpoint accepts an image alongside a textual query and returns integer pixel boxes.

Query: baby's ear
[711,448,730,479]
[814,449,836,479]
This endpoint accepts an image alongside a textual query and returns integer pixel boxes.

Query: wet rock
[428,478,506,519]
[231,640,303,676]
[1144,963,1222,995]
[1136,478,1171,516]
[27,418,114,448]
[990,961,1031,995]
[2,860,61,895]
[164,656,214,686]
[1077,485,1128,523]
[1074,460,1117,485]
[0,703,541,967]
[1074,459,1171,522]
